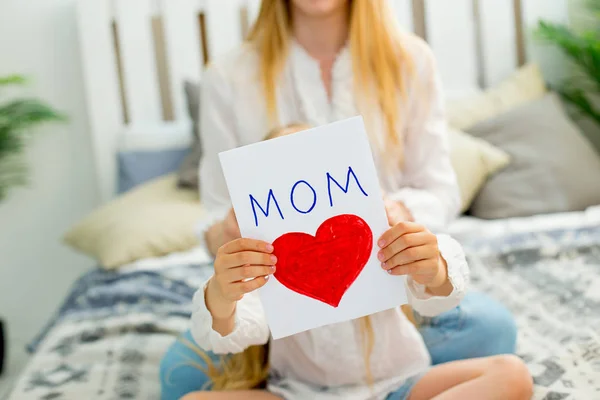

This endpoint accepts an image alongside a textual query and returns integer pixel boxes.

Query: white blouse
[192,234,468,400]
[197,33,461,236]
[192,34,469,399]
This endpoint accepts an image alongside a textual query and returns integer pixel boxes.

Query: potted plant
[535,0,599,130]
[0,75,66,200]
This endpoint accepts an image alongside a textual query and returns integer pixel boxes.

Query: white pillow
[447,63,548,131]
[449,129,511,212]
[64,174,204,269]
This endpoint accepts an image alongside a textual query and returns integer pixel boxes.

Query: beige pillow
[64,174,204,269]
[449,129,511,212]
[447,64,548,131]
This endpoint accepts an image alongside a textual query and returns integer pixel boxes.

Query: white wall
[0,0,99,390]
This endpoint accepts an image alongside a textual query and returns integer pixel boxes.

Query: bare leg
[409,355,533,400]
[181,391,282,400]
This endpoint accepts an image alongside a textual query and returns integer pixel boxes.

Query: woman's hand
[206,208,242,256]
[377,221,453,296]
[206,238,276,330]
[384,198,414,226]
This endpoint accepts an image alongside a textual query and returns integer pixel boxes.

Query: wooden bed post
[73,0,568,204]
[76,0,124,203]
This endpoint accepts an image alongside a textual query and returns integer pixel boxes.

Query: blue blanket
[28,263,211,353]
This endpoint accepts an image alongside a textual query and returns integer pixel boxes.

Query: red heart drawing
[272,214,373,308]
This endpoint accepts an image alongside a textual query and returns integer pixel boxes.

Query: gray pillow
[467,92,600,219]
[573,115,600,156]
[177,81,202,189]
[118,148,188,194]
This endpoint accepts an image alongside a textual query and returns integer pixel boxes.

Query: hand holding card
[219,117,408,339]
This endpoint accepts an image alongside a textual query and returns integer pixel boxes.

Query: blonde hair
[264,122,312,140]
[247,0,413,165]
[187,0,418,390]
[178,338,269,391]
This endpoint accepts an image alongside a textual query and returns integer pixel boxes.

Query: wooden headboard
[76,0,568,202]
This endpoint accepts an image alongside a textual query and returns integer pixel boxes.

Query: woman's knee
[160,330,216,400]
[180,392,209,400]
[462,292,517,356]
[490,355,533,399]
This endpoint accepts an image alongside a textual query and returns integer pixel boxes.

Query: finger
[377,232,433,262]
[219,238,274,255]
[387,259,437,276]
[225,265,276,283]
[378,222,424,248]
[231,275,270,295]
[220,251,277,270]
[382,245,438,269]
[225,217,242,238]
[387,213,395,227]
[228,209,241,237]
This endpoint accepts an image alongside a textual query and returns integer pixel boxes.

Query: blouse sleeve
[190,280,271,355]
[388,42,460,232]
[405,234,469,317]
[195,64,238,248]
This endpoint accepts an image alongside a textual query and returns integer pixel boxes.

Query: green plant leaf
[0,99,67,132]
[560,87,600,125]
[0,75,26,86]
[0,154,28,201]
[535,6,600,134]
[0,89,67,199]
[0,126,26,158]
[535,22,600,82]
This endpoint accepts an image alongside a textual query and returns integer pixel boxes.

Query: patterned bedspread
[465,226,600,400]
[4,225,600,400]
[5,265,212,400]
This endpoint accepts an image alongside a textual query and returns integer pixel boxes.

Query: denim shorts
[268,370,428,400]
[385,371,427,400]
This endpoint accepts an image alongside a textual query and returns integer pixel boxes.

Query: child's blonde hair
[264,122,312,140]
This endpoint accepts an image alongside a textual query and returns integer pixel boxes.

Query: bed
[3,208,600,400]
[5,0,600,399]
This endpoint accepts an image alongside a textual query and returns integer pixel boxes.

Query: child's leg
[409,355,533,400]
[181,391,281,400]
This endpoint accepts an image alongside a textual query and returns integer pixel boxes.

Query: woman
[160,0,518,398]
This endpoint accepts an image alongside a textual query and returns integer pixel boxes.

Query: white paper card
[219,116,408,339]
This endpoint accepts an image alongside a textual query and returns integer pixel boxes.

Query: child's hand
[223,208,242,239]
[205,208,241,256]
[384,198,414,226]
[377,222,449,290]
[206,238,276,320]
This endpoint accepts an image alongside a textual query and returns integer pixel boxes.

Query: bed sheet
[448,205,600,242]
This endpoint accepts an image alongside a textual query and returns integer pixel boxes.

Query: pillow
[447,63,547,131]
[64,174,204,269]
[448,129,510,212]
[467,93,600,219]
[177,81,202,189]
[569,113,600,156]
[118,148,188,194]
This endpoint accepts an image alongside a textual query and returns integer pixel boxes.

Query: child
[183,125,533,400]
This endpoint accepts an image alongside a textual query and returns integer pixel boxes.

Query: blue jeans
[160,292,516,400]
